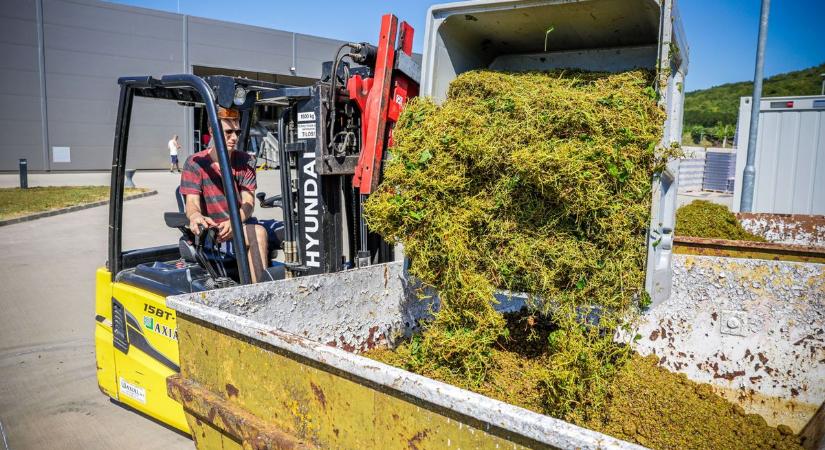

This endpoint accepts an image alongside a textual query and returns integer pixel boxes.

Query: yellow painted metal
[175,316,540,450]
[190,418,244,450]
[95,267,119,398]
[93,266,190,434]
[168,375,311,449]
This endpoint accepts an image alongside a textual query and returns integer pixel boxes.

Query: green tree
[684,63,825,130]
[709,122,736,148]
[688,125,705,144]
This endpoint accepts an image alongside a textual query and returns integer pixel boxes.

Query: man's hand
[216,220,232,243]
[188,214,216,235]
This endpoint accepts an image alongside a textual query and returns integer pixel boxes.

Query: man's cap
[217,107,239,120]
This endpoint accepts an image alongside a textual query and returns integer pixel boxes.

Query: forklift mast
[259,14,420,277]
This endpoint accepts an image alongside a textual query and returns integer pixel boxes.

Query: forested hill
[684,63,825,129]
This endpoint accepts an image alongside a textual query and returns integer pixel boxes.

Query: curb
[0,190,158,227]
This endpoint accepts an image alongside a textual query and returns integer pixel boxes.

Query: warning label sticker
[297,123,316,139]
[119,377,146,404]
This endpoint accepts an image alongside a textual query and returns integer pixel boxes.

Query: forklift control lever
[256,192,282,209]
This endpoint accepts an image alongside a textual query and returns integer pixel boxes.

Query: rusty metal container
[166,262,642,449]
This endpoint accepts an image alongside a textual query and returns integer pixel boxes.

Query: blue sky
[109,0,825,92]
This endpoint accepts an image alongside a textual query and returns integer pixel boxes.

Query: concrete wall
[0,0,345,171]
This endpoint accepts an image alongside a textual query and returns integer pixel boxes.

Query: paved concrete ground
[0,169,282,449]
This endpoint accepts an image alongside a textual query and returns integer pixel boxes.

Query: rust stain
[337,336,356,353]
[310,382,327,409]
[226,383,239,398]
[793,334,823,346]
[365,326,381,350]
[711,312,718,321]
[407,429,430,450]
[757,352,769,365]
[649,329,660,341]
[714,370,746,381]
[673,235,825,263]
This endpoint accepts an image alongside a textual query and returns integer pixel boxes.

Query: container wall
[635,254,825,433]
[167,263,644,450]
[737,213,825,248]
[420,0,687,306]
[733,95,825,215]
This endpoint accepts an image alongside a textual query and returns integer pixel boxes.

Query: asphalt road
[0,170,282,450]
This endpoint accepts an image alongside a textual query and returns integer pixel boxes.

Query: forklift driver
[179,107,269,283]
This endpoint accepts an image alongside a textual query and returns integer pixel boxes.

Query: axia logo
[142,303,177,341]
[143,316,178,341]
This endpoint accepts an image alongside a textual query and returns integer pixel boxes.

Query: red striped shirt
[179,149,256,223]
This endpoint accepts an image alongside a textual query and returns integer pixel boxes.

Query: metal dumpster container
[167,262,642,449]
[167,257,825,449]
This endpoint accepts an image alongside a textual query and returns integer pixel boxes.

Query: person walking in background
[168,134,181,173]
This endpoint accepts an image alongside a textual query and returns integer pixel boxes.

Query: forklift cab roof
[109,74,292,285]
[117,74,288,109]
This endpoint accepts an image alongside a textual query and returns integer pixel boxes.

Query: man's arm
[216,190,255,242]
[239,190,255,222]
[185,194,216,235]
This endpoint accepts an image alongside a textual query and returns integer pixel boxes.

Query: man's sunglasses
[224,129,242,137]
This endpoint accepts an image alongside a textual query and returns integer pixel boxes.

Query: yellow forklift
[93,74,289,433]
[94,20,419,433]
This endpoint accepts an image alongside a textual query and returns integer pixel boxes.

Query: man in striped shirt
[180,107,269,282]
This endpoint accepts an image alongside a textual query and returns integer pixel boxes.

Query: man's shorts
[170,155,179,164]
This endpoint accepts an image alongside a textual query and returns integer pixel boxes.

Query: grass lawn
[0,186,146,220]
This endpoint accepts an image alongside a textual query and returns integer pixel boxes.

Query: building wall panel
[0,0,344,171]
[0,2,45,170]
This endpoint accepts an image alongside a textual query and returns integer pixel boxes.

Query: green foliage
[580,355,803,449]
[675,200,765,242]
[687,124,706,144]
[365,69,671,419]
[683,62,825,131]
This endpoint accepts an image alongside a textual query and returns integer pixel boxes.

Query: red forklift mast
[349,15,417,195]
[258,14,420,277]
